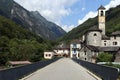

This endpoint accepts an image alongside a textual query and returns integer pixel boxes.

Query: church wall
[86,31,102,46]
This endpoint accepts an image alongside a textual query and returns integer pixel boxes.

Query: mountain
[0,15,56,65]
[0,0,66,40]
[60,5,120,41]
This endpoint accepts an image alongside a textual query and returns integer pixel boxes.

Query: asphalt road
[21,58,101,80]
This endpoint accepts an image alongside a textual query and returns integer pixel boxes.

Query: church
[44,5,120,63]
[70,5,120,63]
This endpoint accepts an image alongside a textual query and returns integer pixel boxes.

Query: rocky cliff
[0,0,66,40]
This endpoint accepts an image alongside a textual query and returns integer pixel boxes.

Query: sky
[14,0,120,32]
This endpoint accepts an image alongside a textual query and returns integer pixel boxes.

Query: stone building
[44,6,120,62]
[83,5,120,47]
[70,5,120,63]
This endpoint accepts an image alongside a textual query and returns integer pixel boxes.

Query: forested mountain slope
[61,5,120,41]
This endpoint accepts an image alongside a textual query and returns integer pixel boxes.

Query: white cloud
[81,7,86,11]
[62,25,75,32]
[14,0,78,25]
[78,0,120,25]
[78,11,97,25]
[105,0,120,10]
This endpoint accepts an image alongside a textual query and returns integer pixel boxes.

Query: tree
[97,52,113,62]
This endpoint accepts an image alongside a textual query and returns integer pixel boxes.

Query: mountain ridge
[0,0,66,40]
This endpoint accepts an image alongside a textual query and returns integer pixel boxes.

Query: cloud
[81,7,86,11]
[105,0,120,10]
[78,11,97,25]
[14,0,78,25]
[62,25,75,32]
[78,0,120,25]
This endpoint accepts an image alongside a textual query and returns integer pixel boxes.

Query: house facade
[70,40,81,59]
[53,48,70,57]
[44,52,54,59]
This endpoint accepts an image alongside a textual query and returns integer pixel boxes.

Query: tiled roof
[111,31,120,36]
[98,5,106,10]
[85,26,102,34]
[98,47,120,52]
[102,35,110,40]
[80,43,99,52]
[8,61,31,65]
[71,39,80,44]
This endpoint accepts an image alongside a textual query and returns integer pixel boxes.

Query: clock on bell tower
[98,5,106,35]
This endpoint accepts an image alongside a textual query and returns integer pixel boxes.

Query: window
[114,42,117,45]
[85,58,86,60]
[101,11,104,16]
[94,33,97,36]
[84,52,86,55]
[49,54,51,56]
[113,42,118,45]
[104,40,106,42]
[46,54,48,56]
[114,36,116,39]
[73,44,77,48]
[78,53,80,57]
[104,43,106,46]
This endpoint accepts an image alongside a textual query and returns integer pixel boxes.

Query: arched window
[101,11,104,16]
[94,33,97,36]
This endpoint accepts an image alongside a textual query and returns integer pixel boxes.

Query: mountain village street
[21,58,101,80]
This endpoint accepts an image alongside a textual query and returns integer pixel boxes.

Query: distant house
[8,61,31,67]
[70,39,81,59]
[53,48,70,57]
[44,52,54,59]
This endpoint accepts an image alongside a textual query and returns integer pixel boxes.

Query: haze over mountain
[0,0,66,40]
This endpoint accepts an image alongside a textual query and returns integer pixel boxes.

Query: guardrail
[0,58,60,80]
[72,59,119,80]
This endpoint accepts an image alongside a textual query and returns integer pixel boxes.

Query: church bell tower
[98,5,106,35]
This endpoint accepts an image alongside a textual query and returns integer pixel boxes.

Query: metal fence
[72,59,119,80]
[0,58,60,80]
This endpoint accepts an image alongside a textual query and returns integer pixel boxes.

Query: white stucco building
[44,52,54,59]
[70,39,81,59]
[53,47,70,57]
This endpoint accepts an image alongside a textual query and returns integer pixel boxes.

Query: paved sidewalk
[21,58,101,80]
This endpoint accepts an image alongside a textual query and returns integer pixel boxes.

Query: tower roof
[98,5,106,10]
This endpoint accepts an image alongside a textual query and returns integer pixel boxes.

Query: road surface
[21,58,101,80]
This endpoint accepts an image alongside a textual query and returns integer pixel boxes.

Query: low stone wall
[72,59,119,80]
[0,58,60,80]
